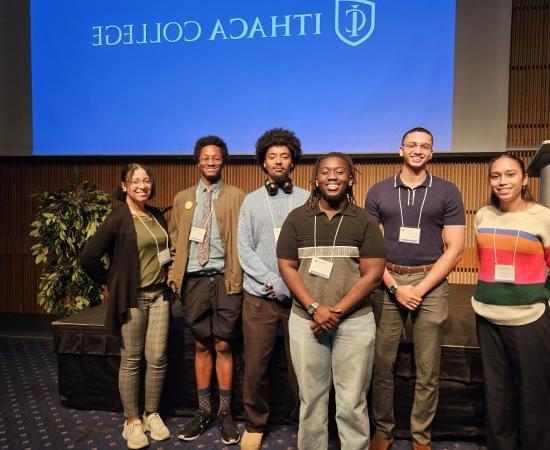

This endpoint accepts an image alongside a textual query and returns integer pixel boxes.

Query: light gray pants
[289,312,376,450]
[119,287,169,418]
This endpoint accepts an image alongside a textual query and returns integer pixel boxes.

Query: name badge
[273,227,281,242]
[308,257,333,279]
[399,226,421,244]
[157,248,171,266]
[494,264,515,283]
[189,227,206,243]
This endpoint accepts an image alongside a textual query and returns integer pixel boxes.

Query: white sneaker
[122,421,149,449]
[142,412,171,441]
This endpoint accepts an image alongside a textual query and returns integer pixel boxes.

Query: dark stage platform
[52,284,483,440]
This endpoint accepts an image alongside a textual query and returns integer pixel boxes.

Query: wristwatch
[389,284,399,295]
[306,302,319,316]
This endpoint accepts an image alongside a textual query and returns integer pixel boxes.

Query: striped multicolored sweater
[472,204,550,326]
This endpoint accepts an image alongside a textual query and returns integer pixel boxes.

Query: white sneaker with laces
[142,412,171,441]
[122,420,149,449]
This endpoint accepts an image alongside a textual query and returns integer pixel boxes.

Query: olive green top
[133,214,168,288]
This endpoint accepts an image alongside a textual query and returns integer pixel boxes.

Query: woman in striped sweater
[473,154,550,450]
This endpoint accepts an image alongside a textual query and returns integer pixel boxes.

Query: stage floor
[52,284,484,440]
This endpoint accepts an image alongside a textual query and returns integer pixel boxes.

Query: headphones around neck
[265,179,293,196]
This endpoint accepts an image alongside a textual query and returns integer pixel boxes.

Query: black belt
[137,282,166,292]
[186,271,223,278]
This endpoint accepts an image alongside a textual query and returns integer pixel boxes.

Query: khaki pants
[371,271,448,444]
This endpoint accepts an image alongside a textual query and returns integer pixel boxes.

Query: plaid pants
[119,287,169,418]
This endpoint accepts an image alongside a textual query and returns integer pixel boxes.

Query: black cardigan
[79,203,168,338]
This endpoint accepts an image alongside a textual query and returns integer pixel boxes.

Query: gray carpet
[0,335,487,449]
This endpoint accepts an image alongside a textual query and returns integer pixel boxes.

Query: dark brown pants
[242,291,299,432]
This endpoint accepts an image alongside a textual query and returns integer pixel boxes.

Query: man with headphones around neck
[237,128,309,450]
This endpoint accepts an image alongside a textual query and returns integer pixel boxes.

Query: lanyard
[492,205,525,267]
[493,228,520,267]
[192,185,214,228]
[135,213,169,254]
[396,173,430,228]
[313,215,344,262]
[265,190,293,229]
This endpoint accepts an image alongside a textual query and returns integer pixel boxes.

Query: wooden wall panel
[0,152,539,313]
[1,0,549,313]
[508,0,550,147]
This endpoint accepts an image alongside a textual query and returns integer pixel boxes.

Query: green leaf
[30,178,111,316]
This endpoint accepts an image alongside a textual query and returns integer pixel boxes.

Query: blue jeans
[289,311,376,450]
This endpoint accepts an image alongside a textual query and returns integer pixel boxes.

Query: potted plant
[30,172,112,315]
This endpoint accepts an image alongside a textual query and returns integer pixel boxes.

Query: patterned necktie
[197,188,212,266]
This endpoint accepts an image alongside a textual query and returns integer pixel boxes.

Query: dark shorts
[182,273,242,340]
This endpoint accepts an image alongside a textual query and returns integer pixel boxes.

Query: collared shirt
[187,179,225,274]
[364,172,465,266]
[277,202,385,319]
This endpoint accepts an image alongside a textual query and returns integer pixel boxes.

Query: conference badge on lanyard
[492,223,521,284]
[189,227,206,243]
[190,185,214,243]
[265,191,292,244]
[157,248,171,266]
[397,177,429,245]
[309,257,333,279]
[308,215,344,280]
[494,264,515,283]
[399,226,421,244]
[135,213,171,266]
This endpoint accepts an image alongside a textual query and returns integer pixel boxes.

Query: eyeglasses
[128,178,152,186]
[403,142,432,151]
[199,156,223,165]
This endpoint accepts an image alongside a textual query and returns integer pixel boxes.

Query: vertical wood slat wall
[508,0,550,147]
[1,0,549,314]
[0,151,539,314]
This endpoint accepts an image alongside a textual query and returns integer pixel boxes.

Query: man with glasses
[365,127,465,450]
[169,135,245,445]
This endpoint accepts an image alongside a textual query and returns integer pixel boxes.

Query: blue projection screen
[30,1,455,155]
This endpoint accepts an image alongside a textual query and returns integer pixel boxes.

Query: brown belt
[386,262,435,275]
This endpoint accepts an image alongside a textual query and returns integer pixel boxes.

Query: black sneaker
[177,410,213,441]
[217,411,240,445]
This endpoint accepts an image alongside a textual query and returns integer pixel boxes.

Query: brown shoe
[412,441,431,450]
[369,434,393,450]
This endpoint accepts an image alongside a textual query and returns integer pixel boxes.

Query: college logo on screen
[91,4,378,48]
[335,0,376,47]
